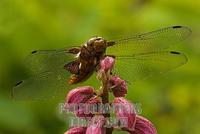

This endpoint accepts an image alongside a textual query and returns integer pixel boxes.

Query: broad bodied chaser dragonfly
[12,26,191,101]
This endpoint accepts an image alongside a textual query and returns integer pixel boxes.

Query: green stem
[100,72,113,134]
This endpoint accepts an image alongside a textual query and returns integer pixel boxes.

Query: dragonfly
[12,26,191,101]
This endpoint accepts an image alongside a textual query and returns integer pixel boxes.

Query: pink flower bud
[110,76,127,97]
[86,115,106,134]
[64,127,86,134]
[113,97,136,131]
[131,115,157,134]
[76,96,101,117]
[99,56,115,72]
[65,86,95,112]
[66,86,94,104]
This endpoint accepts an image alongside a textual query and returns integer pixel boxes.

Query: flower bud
[113,97,136,131]
[131,115,157,134]
[86,115,106,134]
[99,56,115,72]
[110,76,127,97]
[64,127,86,134]
[66,86,94,104]
[65,86,95,112]
[76,96,101,117]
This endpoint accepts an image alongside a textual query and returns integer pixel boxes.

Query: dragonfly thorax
[85,36,107,54]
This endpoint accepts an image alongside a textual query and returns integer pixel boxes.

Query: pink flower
[76,96,101,117]
[65,86,95,112]
[64,127,87,134]
[99,56,115,72]
[110,76,127,97]
[113,97,136,131]
[86,115,106,134]
[131,115,157,134]
[66,86,94,104]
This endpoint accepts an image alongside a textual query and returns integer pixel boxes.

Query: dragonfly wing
[12,47,78,101]
[26,47,78,74]
[12,70,71,101]
[106,26,191,56]
[113,51,187,82]
[12,70,100,101]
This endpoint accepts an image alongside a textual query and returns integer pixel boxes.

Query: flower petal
[110,76,127,97]
[76,96,101,117]
[86,115,106,134]
[131,115,157,134]
[64,127,86,134]
[114,97,136,131]
[65,86,95,112]
[66,86,94,104]
[99,56,115,72]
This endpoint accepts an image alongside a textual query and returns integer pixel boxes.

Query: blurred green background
[0,0,200,134]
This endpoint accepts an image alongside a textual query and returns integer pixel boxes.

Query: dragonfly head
[86,36,107,53]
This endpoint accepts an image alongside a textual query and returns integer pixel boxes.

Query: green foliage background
[0,0,200,134]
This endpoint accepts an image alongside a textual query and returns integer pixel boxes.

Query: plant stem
[100,72,113,134]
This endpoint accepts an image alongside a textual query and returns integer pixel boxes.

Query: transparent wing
[106,26,191,56]
[25,47,78,74]
[12,70,71,101]
[12,47,78,101]
[12,70,100,101]
[114,51,188,82]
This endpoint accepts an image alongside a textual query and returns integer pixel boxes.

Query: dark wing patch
[15,81,23,87]
[170,51,181,54]
[31,50,37,54]
[173,26,182,28]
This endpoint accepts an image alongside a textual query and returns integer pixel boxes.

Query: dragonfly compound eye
[87,37,104,46]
